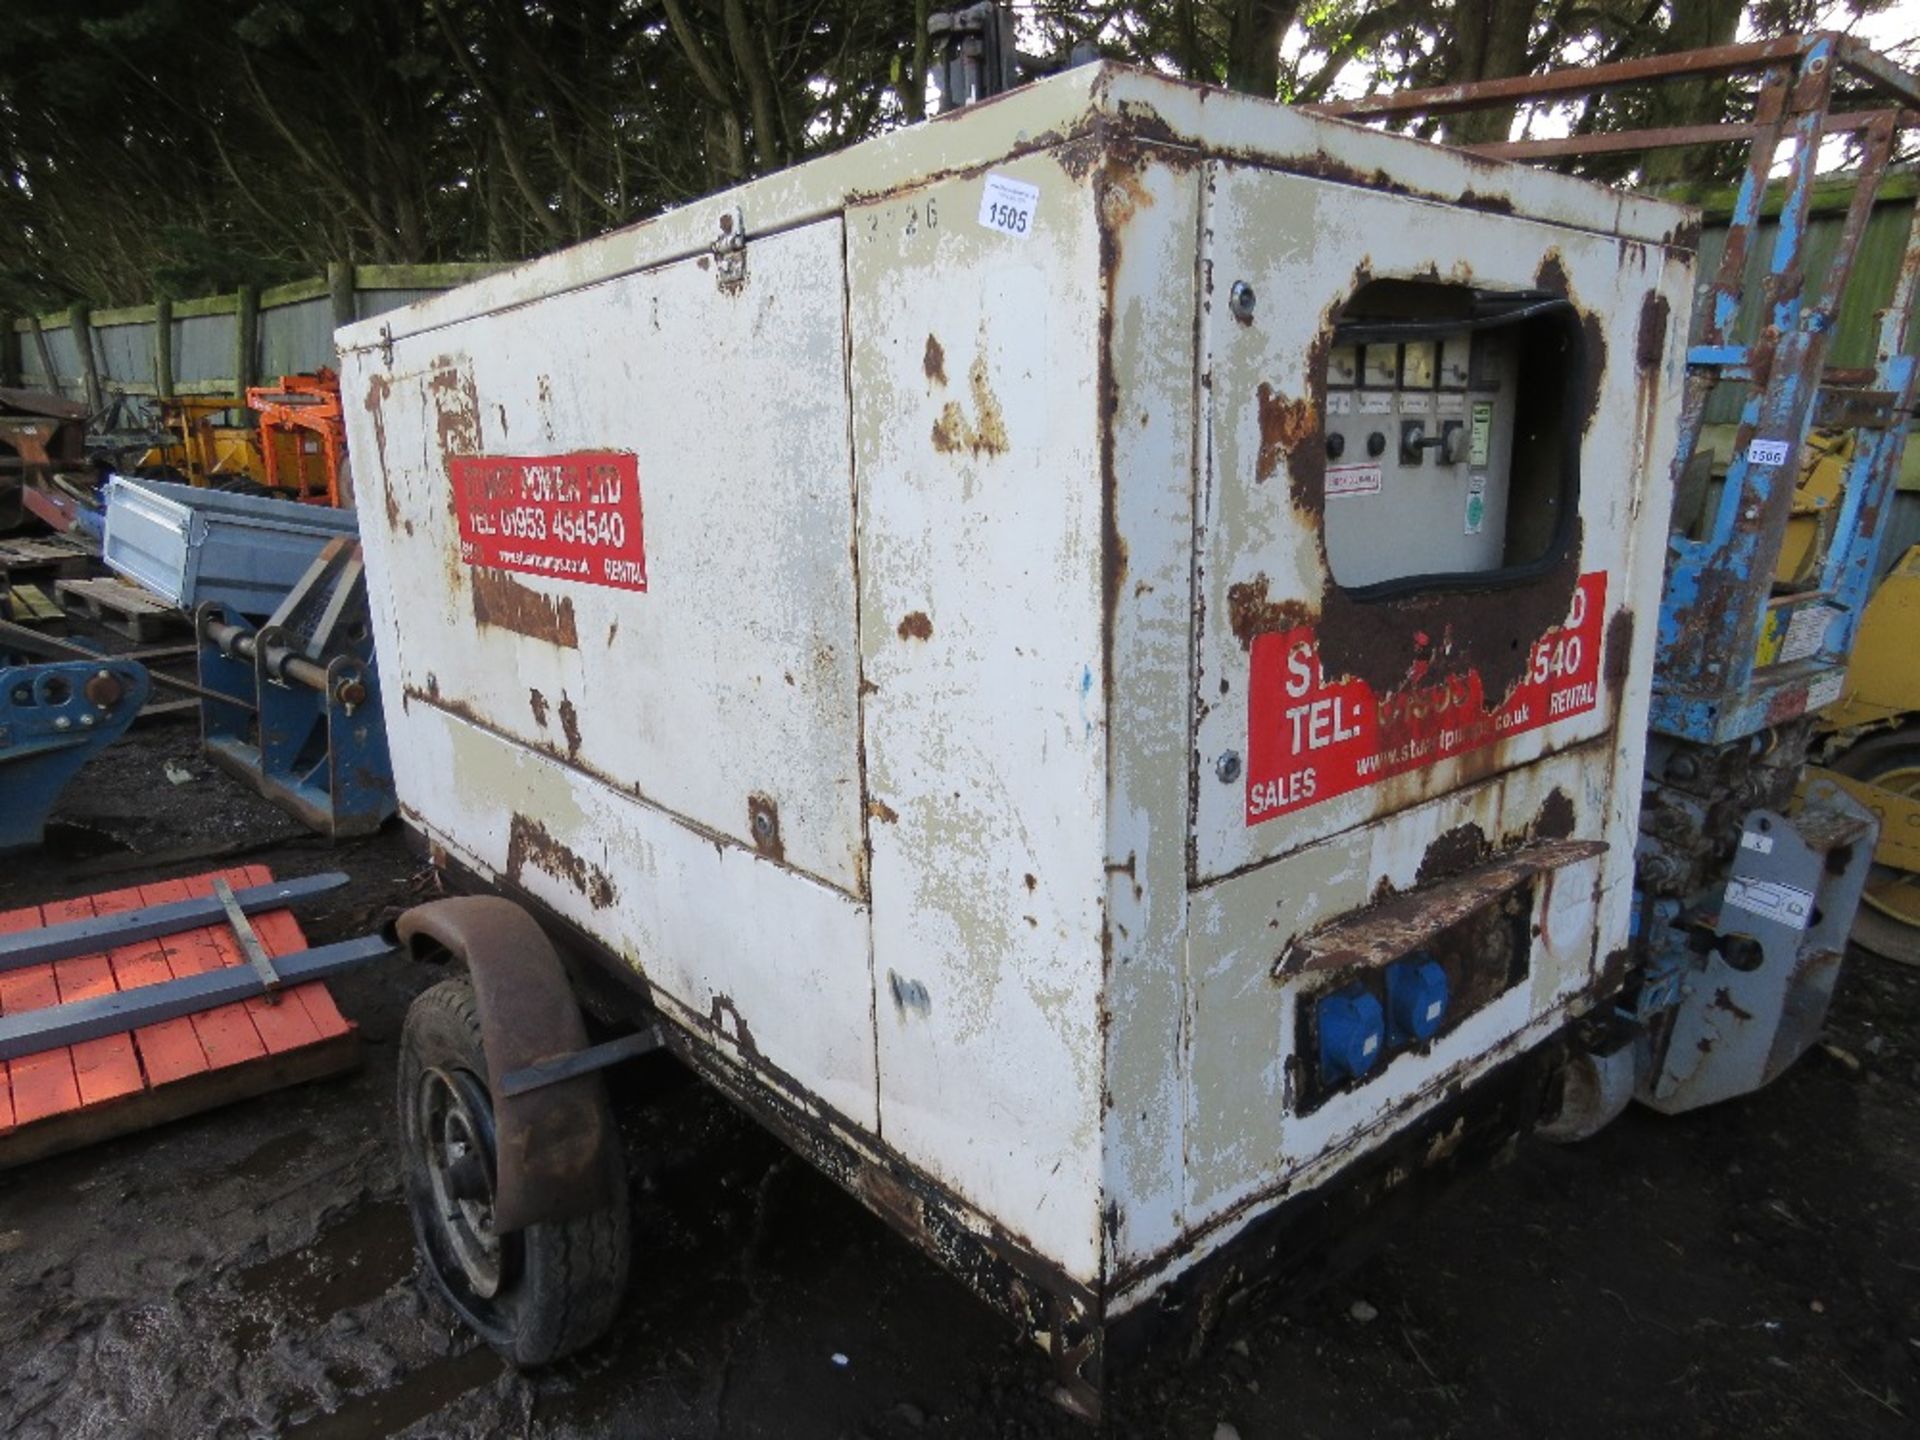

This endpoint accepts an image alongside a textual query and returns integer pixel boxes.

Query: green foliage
[0,1,1905,310]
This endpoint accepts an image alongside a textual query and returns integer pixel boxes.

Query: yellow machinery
[135,396,267,487]
[1808,539,1920,963]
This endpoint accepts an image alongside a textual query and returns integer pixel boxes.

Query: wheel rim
[417,1065,505,1300]
[1859,762,1920,929]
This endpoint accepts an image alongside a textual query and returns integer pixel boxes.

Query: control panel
[1320,287,1544,590]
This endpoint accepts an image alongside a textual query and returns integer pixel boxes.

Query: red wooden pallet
[0,864,359,1168]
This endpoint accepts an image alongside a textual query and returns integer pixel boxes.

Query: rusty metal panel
[1099,153,1205,1270]
[848,157,1110,1284]
[393,708,878,1128]
[1189,160,1681,882]
[346,220,865,896]
[1175,751,1615,1239]
[337,60,1696,1345]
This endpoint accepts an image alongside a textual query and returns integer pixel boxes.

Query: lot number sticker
[1747,438,1791,468]
[978,174,1039,239]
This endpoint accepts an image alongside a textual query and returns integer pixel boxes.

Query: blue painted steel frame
[0,659,151,852]
[1650,36,1920,745]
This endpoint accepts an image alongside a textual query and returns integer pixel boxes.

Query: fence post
[328,261,356,344]
[28,315,57,396]
[0,318,19,388]
[154,295,175,400]
[234,284,260,396]
[68,300,102,414]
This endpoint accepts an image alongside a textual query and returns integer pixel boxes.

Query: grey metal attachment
[498,1028,664,1098]
[211,875,283,998]
[0,872,350,974]
[0,934,393,1062]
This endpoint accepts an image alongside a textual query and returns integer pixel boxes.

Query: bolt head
[1216,750,1242,783]
[1229,281,1256,320]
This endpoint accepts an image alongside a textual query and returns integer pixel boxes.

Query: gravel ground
[1,720,1915,1439]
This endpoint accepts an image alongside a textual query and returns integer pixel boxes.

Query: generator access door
[1189,161,1664,883]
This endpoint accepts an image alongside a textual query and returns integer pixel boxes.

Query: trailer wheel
[398,977,631,1365]
[1829,727,1920,968]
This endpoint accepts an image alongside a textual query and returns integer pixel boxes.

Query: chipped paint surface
[345,219,865,896]
[339,73,1689,1346]
[850,153,1108,1282]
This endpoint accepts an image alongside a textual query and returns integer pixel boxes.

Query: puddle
[233,1197,416,1327]
[39,821,132,859]
[227,1128,318,1184]
[282,1345,503,1440]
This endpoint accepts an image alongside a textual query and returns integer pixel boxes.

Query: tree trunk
[1224,0,1301,98]
[1442,0,1542,147]
[1641,0,1746,190]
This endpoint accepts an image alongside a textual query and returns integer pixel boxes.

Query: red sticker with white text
[1244,571,1607,824]
[451,452,647,591]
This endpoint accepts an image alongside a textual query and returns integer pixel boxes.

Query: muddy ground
[2,718,1916,1439]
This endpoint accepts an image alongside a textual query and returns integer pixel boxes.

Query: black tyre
[397,977,631,1364]
[1828,726,1920,968]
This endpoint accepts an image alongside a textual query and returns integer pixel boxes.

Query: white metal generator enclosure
[339,64,1692,1405]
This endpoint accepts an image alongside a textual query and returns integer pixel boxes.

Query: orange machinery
[247,369,348,507]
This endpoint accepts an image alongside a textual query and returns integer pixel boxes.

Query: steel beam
[0,934,392,1061]
[0,872,349,973]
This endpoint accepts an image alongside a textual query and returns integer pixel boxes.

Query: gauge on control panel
[1402,339,1437,389]
[1438,334,1471,389]
[1328,344,1359,388]
[1362,344,1399,388]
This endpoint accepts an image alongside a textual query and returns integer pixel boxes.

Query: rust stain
[1604,609,1636,695]
[1225,574,1315,650]
[1711,987,1755,1023]
[747,793,784,861]
[1456,189,1515,215]
[930,350,1010,457]
[471,568,579,649]
[1255,383,1316,485]
[923,334,947,386]
[1099,164,1155,231]
[1636,291,1671,372]
[528,687,550,727]
[1417,823,1489,885]
[709,994,762,1062]
[558,694,582,757]
[1314,519,1585,704]
[897,611,933,641]
[1534,788,1575,842]
[428,359,482,467]
[505,813,616,909]
[868,798,899,824]
[361,374,396,528]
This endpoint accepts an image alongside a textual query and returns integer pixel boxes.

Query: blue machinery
[197,538,395,839]
[1324,34,1920,1120]
[0,657,150,852]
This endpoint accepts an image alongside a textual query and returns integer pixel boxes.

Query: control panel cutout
[1321,279,1583,594]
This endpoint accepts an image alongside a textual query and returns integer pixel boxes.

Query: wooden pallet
[2,582,63,626]
[0,534,92,582]
[55,576,186,641]
[0,865,359,1169]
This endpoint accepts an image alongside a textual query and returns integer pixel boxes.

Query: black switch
[1326,431,1346,459]
[1366,430,1387,458]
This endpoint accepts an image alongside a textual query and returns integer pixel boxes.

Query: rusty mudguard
[396,896,618,1233]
